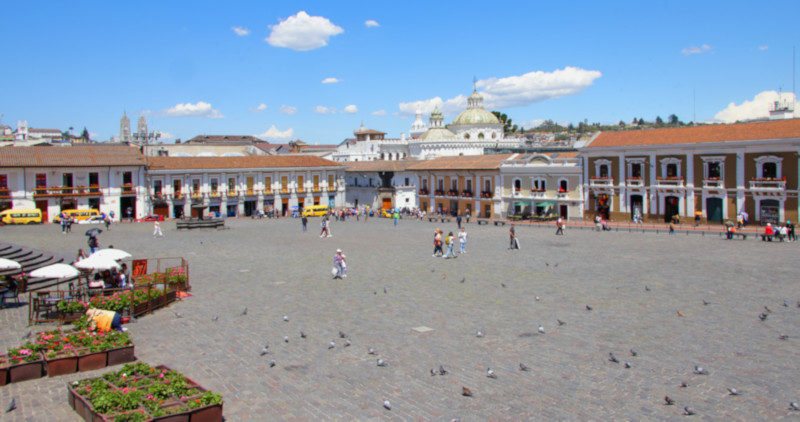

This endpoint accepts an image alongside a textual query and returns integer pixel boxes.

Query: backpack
[445,236,452,245]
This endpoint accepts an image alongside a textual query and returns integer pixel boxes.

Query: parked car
[137,214,165,222]
[77,215,106,224]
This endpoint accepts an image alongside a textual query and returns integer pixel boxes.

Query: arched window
[492,133,497,139]
[514,179,521,192]
[559,179,568,193]
[478,132,485,140]
[533,179,546,191]
[666,163,678,178]
[763,162,777,178]
[464,133,470,140]
[599,164,609,178]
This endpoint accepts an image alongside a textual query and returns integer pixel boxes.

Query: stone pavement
[1,217,799,421]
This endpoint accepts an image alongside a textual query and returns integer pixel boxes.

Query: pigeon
[535,296,541,301]
[462,386,473,397]
[693,365,706,375]
[328,340,335,349]
[557,319,566,326]
[259,344,269,356]
[759,313,768,321]
[377,359,387,367]
[6,397,16,413]
[283,315,290,322]
[608,353,619,363]
[545,262,549,267]
[764,306,772,313]
[501,283,507,288]
[784,300,789,308]
[645,285,651,292]
[683,406,695,416]
[439,365,448,375]
[22,331,31,340]
[430,369,437,376]
[779,334,789,340]
[554,263,559,267]
[702,299,710,306]
[519,363,530,371]
[368,347,377,355]
[284,336,289,343]
[300,331,307,339]
[664,396,675,405]
[486,368,497,379]
[624,362,632,368]
[586,305,593,311]
[789,402,800,411]
[174,312,183,319]
[538,325,545,334]
[383,400,391,410]
[241,307,248,316]
[459,277,465,283]
[476,330,484,338]
[269,359,276,368]
[680,381,689,388]
[344,338,352,347]
[630,349,638,357]
[212,316,218,322]
[727,388,740,396]
[384,287,387,294]
[374,291,377,295]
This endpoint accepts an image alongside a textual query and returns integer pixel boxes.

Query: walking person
[333,249,345,279]
[444,231,457,258]
[433,229,443,257]
[456,214,462,229]
[458,227,467,254]
[787,220,796,241]
[153,220,163,237]
[60,212,68,234]
[509,224,519,250]
[555,217,564,235]
[320,217,330,237]
[465,209,471,224]
[88,235,99,254]
[393,210,400,226]
[104,214,112,231]
[302,215,308,232]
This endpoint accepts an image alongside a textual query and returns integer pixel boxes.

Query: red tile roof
[0,145,146,167]
[147,155,342,170]
[586,119,800,148]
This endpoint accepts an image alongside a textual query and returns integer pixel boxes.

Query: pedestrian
[320,217,329,237]
[85,308,126,332]
[433,229,443,257]
[465,209,471,224]
[333,249,345,279]
[694,213,700,227]
[66,216,73,233]
[60,212,67,234]
[443,231,457,258]
[153,220,163,237]
[787,220,796,241]
[456,214,462,229]
[302,215,308,232]
[555,217,564,235]
[340,252,347,278]
[458,227,467,254]
[126,207,133,223]
[104,215,112,231]
[669,220,675,235]
[110,210,115,221]
[87,235,99,254]
[509,224,518,249]
[393,210,400,226]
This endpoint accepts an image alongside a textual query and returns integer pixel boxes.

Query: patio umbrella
[0,258,21,271]
[29,263,81,279]
[90,248,132,261]
[74,256,120,271]
[85,228,103,237]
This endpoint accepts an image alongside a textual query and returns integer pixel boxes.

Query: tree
[668,114,680,125]
[80,127,90,141]
[491,111,517,133]
[619,120,626,128]
[655,116,664,126]
[637,118,645,126]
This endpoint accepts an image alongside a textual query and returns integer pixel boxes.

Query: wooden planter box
[188,402,223,422]
[0,357,8,386]
[8,358,44,383]
[68,384,94,422]
[152,402,191,422]
[106,345,135,366]
[76,349,107,372]
[45,350,78,377]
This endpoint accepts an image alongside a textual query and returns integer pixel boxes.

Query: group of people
[433,227,468,258]
[88,264,130,290]
[763,222,796,241]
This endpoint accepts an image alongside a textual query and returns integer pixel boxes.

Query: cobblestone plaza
[1,218,799,421]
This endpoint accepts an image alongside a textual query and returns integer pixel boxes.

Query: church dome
[419,127,457,141]
[451,90,500,126]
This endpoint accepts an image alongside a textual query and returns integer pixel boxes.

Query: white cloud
[154,102,224,119]
[256,125,294,141]
[156,131,174,141]
[682,44,712,55]
[371,110,387,116]
[714,90,799,123]
[342,105,358,114]
[398,67,601,116]
[250,103,267,112]
[278,105,298,115]
[315,106,333,114]
[759,45,769,51]
[265,11,344,51]
[232,26,250,36]
[322,77,340,84]
[365,20,379,28]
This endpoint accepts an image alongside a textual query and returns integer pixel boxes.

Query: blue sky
[2,1,798,145]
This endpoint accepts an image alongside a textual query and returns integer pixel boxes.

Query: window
[514,179,521,192]
[422,179,428,190]
[0,174,6,189]
[192,179,200,194]
[533,179,546,191]
[599,165,609,178]
[36,173,46,189]
[707,162,721,179]
[313,175,320,190]
[478,132,485,140]
[328,174,334,190]
[466,180,472,192]
[451,178,458,192]
[594,159,612,179]
[762,162,777,178]
[246,177,254,191]
[438,179,444,191]
[630,163,642,178]
[123,172,133,185]
[559,180,568,192]
[666,164,677,178]
[173,180,182,197]
[297,175,304,191]
[153,180,163,196]
[281,176,288,191]
[228,177,236,192]
[264,177,271,192]
[405,177,409,186]
[210,178,218,194]
[484,179,492,192]
[754,155,783,179]
[464,133,470,140]
[659,157,682,179]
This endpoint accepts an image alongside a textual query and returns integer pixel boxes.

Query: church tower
[410,108,427,138]
[119,112,131,143]
[429,106,444,128]
[137,115,148,141]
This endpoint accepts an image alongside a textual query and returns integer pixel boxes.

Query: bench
[176,218,226,230]
[761,234,784,242]
[441,218,451,223]
[727,232,747,240]
[428,217,437,222]
[494,221,506,226]
[477,219,489,225]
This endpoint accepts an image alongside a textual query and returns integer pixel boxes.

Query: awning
[514,202,527,207]
[536,202,555,207]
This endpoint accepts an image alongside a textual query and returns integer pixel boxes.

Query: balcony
[0,188,10,199]
[702,179,725,189]
[479,191,494,199]
[626,178,644,187]
[418,189,430,196]
[655,177,684,188]
[34,186,103,198]
[460,190,474,198]
[749,178,786,191]
[589,177,614,187]
[264,189,273,195]
[556,190,570,199]
[530,189,546,199]
[121,184,137,195]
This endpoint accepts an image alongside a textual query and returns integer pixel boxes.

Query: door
[630,195,643,221]
[559,204,568,219]
[36,200,49,222]
[706,198,723,223]
[664,196,679,223]
[382,197,392,210]
[484,204,491,218]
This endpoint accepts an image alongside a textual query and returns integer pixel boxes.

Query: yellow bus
[53,208,101,223]
[301,205,329,217]
[0,208,43,224]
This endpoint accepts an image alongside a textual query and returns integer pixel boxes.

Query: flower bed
[58,287,179,319]
[68,362,223,422]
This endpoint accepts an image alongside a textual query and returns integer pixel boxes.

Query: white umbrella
[0,258,21,270]
[90,248,132,261]
[74,256,121,271]
[30,263,81,279]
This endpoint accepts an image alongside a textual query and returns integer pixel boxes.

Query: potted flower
[6,342,45,382]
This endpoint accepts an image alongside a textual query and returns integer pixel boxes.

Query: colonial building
[499,152,583,219]
[408,154,513,218]
[580,119,800,225]
[343,160,419,211]
[0,145,148,220]
[145,156,345,218]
